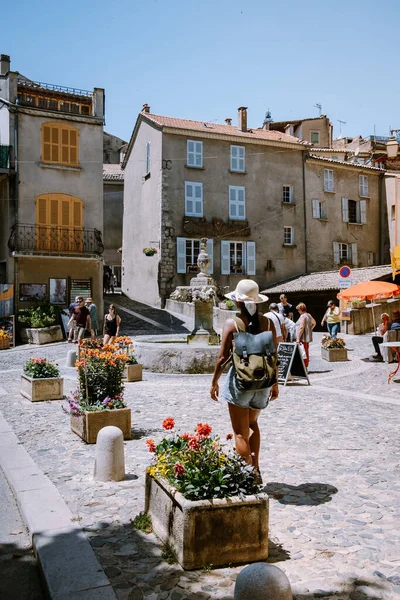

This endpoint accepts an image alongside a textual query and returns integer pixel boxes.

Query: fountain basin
[133,335,220,374]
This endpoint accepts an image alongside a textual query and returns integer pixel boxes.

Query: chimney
[262,122,270,131]
[0,54,10,76]
[225,118,232,126]
[142,103,150,113]
[238,107,248,132]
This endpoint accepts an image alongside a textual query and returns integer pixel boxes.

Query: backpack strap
[232,316,246,333]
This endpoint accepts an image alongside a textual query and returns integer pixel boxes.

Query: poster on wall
[19,283,47,302]
[49,278,67,305]
[0,284,14,317]
[0,315,15,347]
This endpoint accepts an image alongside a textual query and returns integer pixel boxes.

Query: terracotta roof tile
[308,154,383,172]
[103,163,124,181]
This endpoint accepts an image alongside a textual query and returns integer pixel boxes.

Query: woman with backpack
[210,280,279,484]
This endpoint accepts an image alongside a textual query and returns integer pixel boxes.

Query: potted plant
[66,343,131,443]
[144,419,269,570]
[116,336,143,382]
[20,357,63,402]
[143,247,158,257]
[0,328,10,350]
[351,300,366,309]
[18,301,63,345]
[321,335,348,362]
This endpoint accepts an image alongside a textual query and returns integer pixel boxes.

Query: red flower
[188,437,199,450]
[196,423,212,438]
[162,418,175,430]
[226,433,233,440]
[181,433,190,440]
[146,439,156,452]
[173,462,185,477]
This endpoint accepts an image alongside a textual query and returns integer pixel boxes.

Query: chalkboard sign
[277,342,310,386]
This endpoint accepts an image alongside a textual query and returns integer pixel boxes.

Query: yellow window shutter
[37,196,48,224]
[73,201,82,227]
[50,199,59,225]
[43,125,51,162]
[51,144,59,162]
[52,126,59,143]
[61,200,70,226]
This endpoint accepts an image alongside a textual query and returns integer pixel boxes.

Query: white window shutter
[187,140,194,166]
[206,239,213,274]
[324,170,329,190]
[239,146,245,171]
[221,241,230,275]
[194,183,203,216]
[246,241,256,275]
[185,182,194,215]
[360,200,367,224]
[312,199,320,218]
[333,242,340,264]
[229,187,237,218]
[195,141,202,167]
[177,238,186,273]
[238,187,245,219]
[341,197,349,222]
[351,243,358,265]
[231,146,238,171]
[289,186,293,203]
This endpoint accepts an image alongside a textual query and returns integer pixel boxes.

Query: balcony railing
[0,145,11,169]
[17,78,92,98]
[8,224,104,256]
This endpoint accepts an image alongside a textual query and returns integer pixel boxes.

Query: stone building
[0,53,104,313]
[269,115,333,148]
[122,105,387,307]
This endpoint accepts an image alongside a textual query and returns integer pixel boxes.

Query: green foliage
[24,357,60,379]
[161,541,178,564]
[224,300,235,310]
[18,300,58,328]
[321,335,346,349]
[131,512,152,534]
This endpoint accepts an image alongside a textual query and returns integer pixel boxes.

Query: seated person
[390,309,400,330]
[370,313,390,361]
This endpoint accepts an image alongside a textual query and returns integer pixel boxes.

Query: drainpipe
[302,151,308,273]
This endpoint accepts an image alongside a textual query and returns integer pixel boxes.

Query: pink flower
[188,437,199,450]
[173,462,185,477]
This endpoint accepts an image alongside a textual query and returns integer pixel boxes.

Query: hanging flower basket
[143,247,158,257]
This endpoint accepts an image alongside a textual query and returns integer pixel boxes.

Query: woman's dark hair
[109,304,117,315]
[242,303,261,334]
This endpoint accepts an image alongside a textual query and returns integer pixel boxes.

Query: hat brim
[225,291,269,304]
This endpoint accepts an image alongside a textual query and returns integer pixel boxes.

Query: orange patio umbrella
[337,280,400,330]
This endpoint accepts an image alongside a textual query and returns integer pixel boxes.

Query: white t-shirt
[264,311,284,337]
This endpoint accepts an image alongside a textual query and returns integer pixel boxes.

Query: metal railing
[8,224,104,255]
[17,78,92,98]
[0,145,10,169]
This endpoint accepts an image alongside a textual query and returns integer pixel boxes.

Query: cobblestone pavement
[0,332,399,599]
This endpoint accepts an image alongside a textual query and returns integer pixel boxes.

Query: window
[342,198,367,224]
[145,142,151,174]
[283,226,294,245]
[42,123,79,167]
[367,252,374,266]
[310,131,320,144]
[187,140,203,168]
[333,242,358,265]
[221,241,256,275]
[176,238,213,274]
[282,185,294,204]
[312,199,327,220]
[230,145,245,172]
[36,193,83,252]
[185,182,203,217]
[359,175,369,197]
[229,186,246,220]
[391,205,396,221]
[324,169,334,192]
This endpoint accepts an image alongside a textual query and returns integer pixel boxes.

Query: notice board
[277,342,310,386]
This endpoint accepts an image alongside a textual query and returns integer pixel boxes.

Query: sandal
[253,468,263,486]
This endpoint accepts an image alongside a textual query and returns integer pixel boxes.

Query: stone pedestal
[234,563,292,599]
[187,298,220,346]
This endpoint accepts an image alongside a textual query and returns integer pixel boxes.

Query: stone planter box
[21,325,63,345]
[145,474,269,570]
[123,363,143,382]
[20,375,64,402]
[70,407,131,444]
[321,347,348,362]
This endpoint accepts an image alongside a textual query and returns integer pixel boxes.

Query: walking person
[85,297,98,339]
[296,303,316,369]
[277,294,293,321]
[321,300,341,339]
[103,304,121,345]
[68,297,91,343]
[264,303,286,344]
[210,280,279,484]
[369,313,390,362]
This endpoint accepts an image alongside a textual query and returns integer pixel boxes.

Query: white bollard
[93,426,125,482]
[66,349,77,367]
[234,563,292,600]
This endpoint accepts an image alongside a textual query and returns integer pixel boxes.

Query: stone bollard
[234,563,292,600]
[66,349,77,368]
[93,426,125,482]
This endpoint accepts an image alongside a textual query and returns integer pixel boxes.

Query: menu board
[277,342,310,386]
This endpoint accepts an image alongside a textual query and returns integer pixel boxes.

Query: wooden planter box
[123,363,143,382]
[145,474,269,570]
[70,407,131,444]
[21,325,63,345]
[351,301,366,309]
[20,375,64,402]
[321,347,348,362]
[0,338,10,350]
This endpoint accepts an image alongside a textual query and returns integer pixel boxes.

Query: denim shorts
[219,367,270,410]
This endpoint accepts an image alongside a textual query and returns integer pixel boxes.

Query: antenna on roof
[337,119,346,137]
[314,103,322,116]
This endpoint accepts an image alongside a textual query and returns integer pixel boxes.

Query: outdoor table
[381,341,400,383]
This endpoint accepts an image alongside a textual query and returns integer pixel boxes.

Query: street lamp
[387,129,400,158]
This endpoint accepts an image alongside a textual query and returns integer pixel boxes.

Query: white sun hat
[225,280,268,304]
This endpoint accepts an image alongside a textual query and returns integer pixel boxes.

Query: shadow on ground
[0,540,44,599]
[263,482,338,505]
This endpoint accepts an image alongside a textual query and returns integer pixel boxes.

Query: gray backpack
[232,318,277,391]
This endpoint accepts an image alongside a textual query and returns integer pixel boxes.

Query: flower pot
[145,474,269,570]
[0,338,10,350]
[321,347,348,362]
[24,325,63,345]
[20,375,64,402]
[351,301,366,309]
[123,363,143,382]
[70,407,131,444]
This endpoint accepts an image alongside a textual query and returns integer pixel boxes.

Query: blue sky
[2,0,399,143]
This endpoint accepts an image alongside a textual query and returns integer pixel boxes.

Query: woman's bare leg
[103,334,111,345]
[228,404,251,464]
[249,408,261,469]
